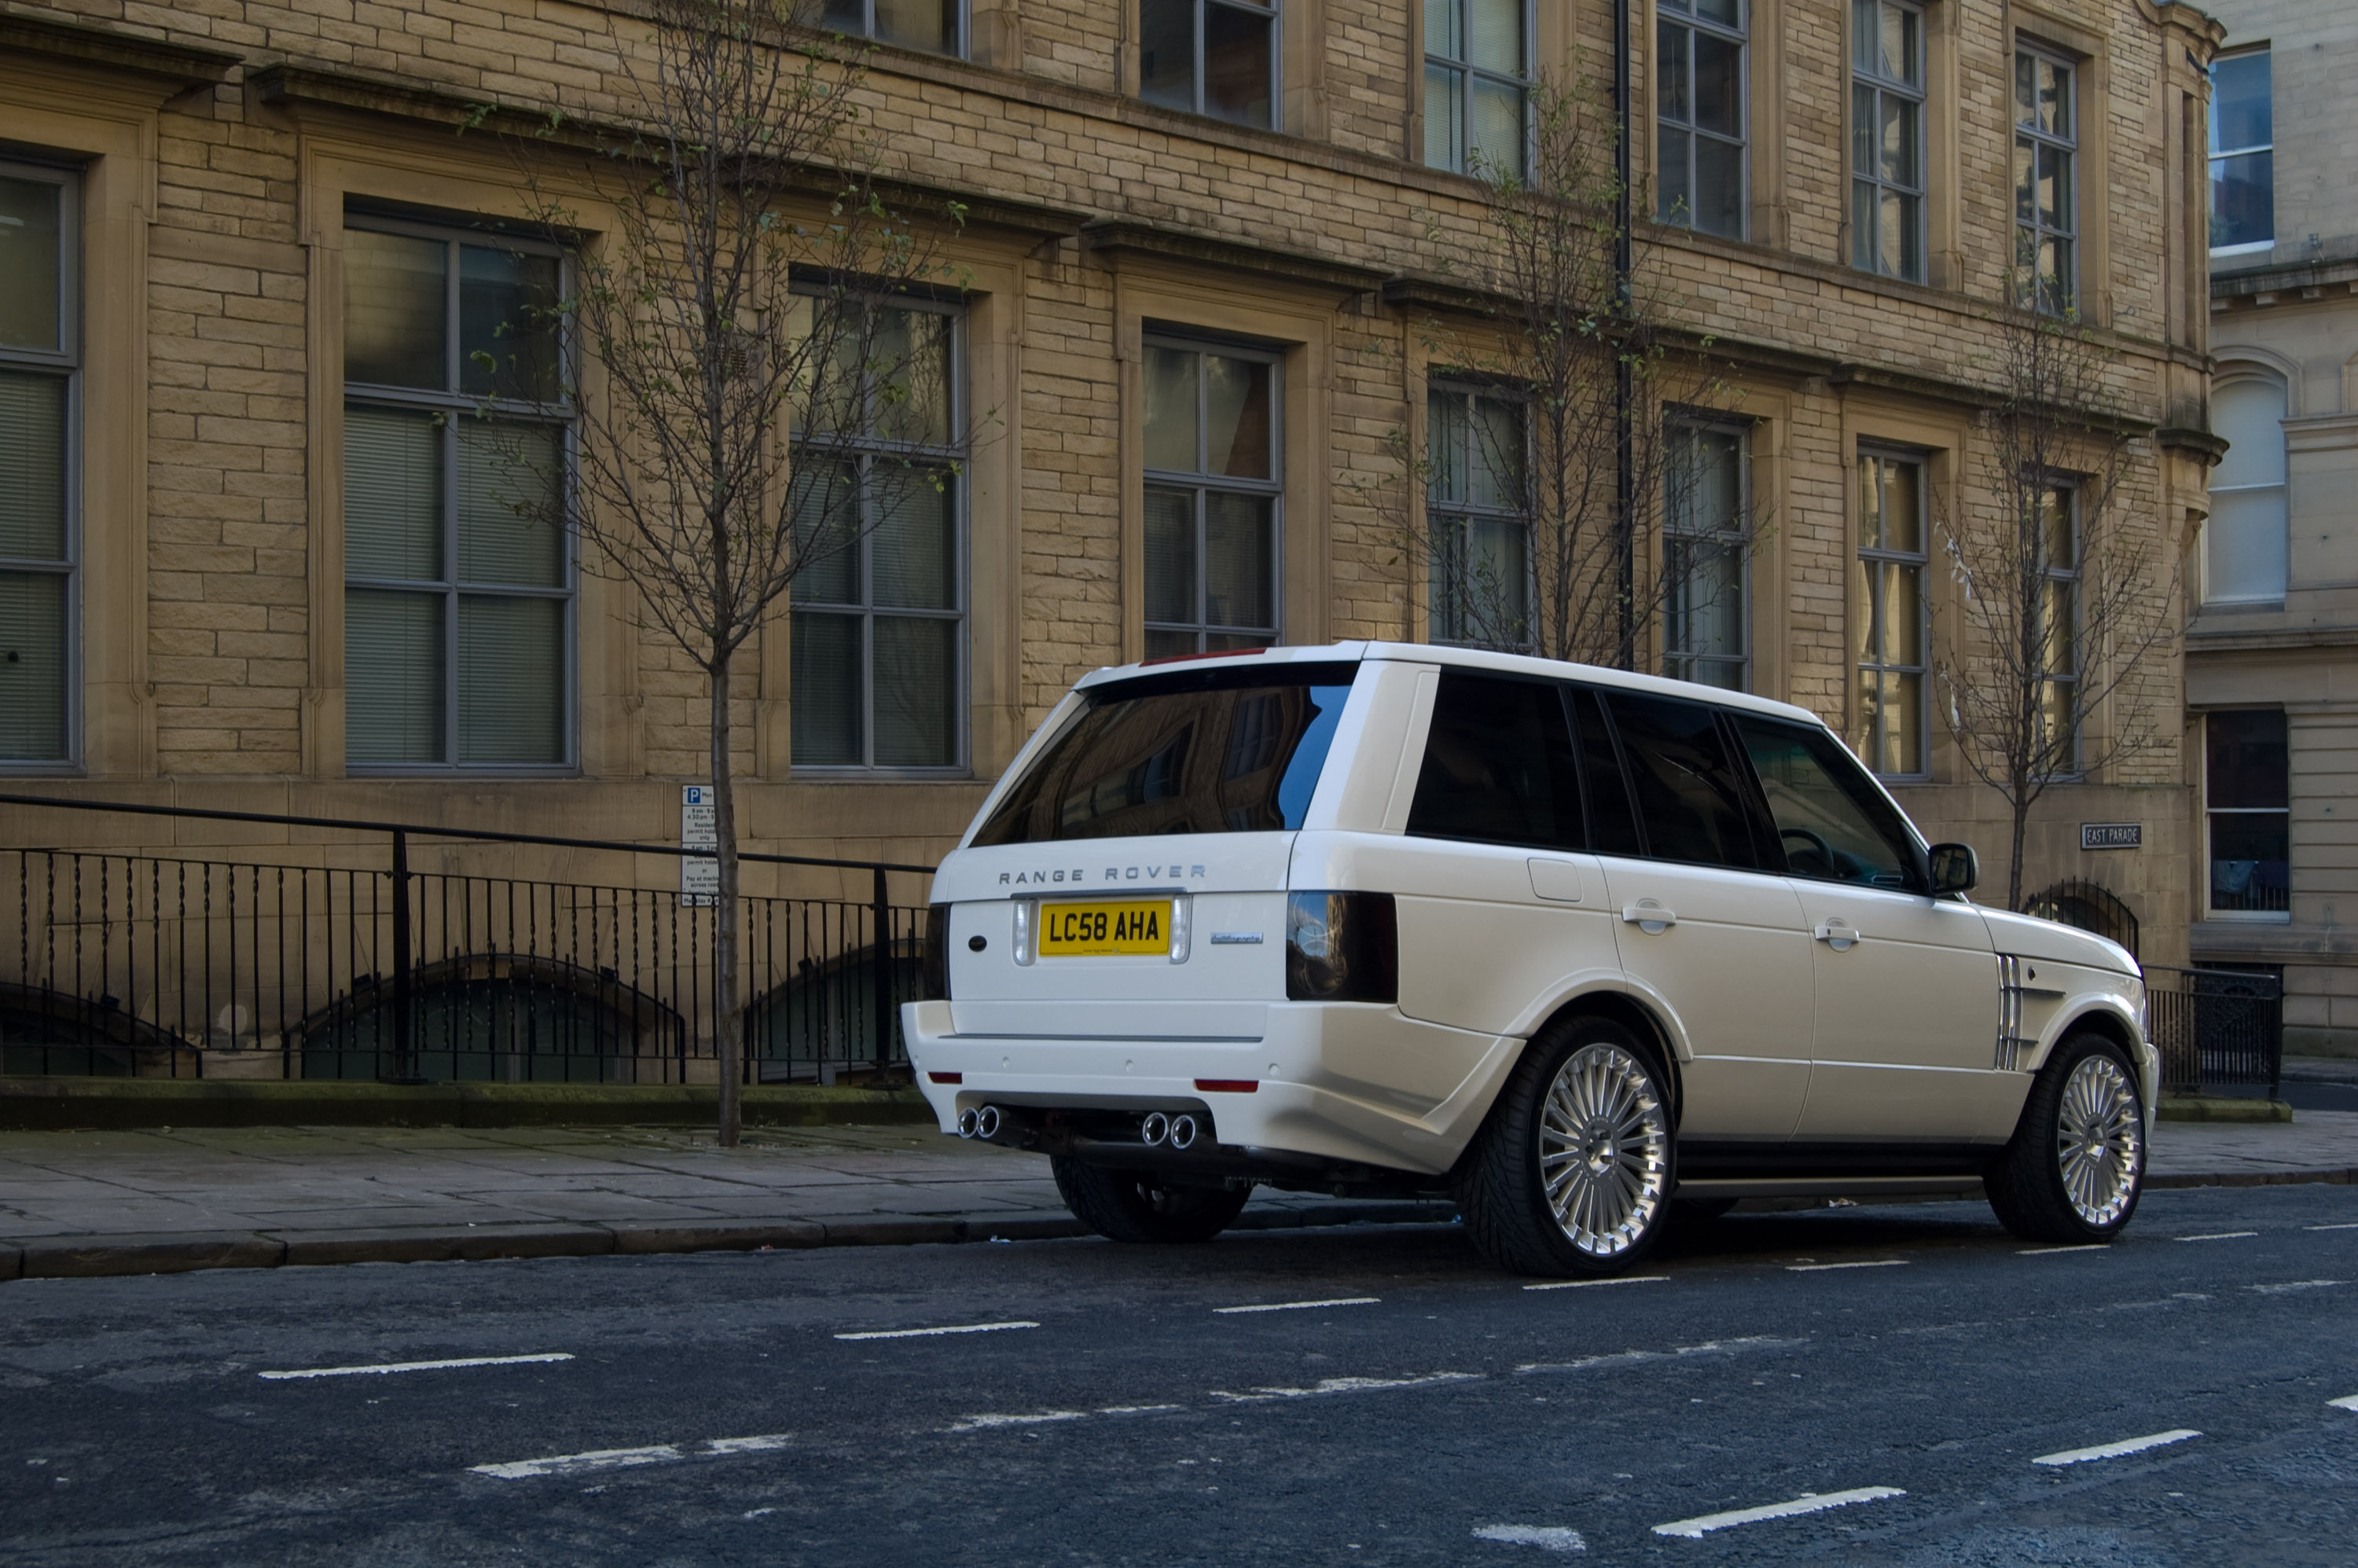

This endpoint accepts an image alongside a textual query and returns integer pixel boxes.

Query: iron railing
[2144,964,2283,1097]
[0,794,935,1085]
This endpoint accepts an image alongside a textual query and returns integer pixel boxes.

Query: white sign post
[681,784,719,905]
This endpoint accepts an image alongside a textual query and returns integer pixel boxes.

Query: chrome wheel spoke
[2054,1055,2140,1227]
[1536,1042,1669,1257]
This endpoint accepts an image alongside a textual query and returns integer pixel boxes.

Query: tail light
[1285,891,1398,1003]
[921,903,952,1001]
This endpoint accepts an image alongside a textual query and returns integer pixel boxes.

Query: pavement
[2,1108,2355,1281]
[6,1181,2356,1564]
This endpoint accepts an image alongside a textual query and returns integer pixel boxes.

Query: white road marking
[2032,1429,2202,1467]
[1214,1297,1380,1314]
[259,1352,574,1381]
[1098,1405,1184,1416]
[834,1321,1039,1341]
[2329,1395,2358,1412]
[1787,1259,1906,1272]
[2246,1280,2345,1294]
[1525,1276,1668,1291]
[945,1412,1086,1433]
[1472,1523,1588,1553]
[2176,1232,2259,1243]
[1651,1487,1905,1538]
[1209,1372,1479,1403]
[2018,1245,2110,1257]
[1517,1335,1792,1376]
[2306,1223,2358,1232]
[468,1434,789,1481]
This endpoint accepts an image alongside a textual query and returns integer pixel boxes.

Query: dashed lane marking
[944,1412,1086,1433]
[1517,1335,1794,1376]
[259,1353,573,1380]
[2033,1430,2201,1467]
[1472,1523,1587,1553]
[835,1321,1039,1342]
[1525,1276,1668,1291]
[1651,1487,1905,1538]
[1209,1372,1481,1403]
[2306,1223,2358,1232]
[2176,1232,2259,1243]
[469,1434,788,1480]
[2328,1395,2358,1412]
[2246,1280,2345,1294]
[1787,1259,1907,1272]
[1214,1297,1381,1314]
[2018,1245,2110,1257]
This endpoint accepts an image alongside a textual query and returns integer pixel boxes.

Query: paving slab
[0,1112,2349,1280]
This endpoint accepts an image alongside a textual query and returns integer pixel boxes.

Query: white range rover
[906,642,2152,1276]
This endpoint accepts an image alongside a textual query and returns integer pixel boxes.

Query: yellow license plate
[1038,899,1173,957]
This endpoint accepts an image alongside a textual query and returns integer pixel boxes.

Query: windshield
[971,662,1358,846]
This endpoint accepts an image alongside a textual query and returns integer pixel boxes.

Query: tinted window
[1735,718,1921,889]
[971,663,1354,845]
[1406,673,1585,850]
[1606,692,1758,868]
[1567,685,1641,857]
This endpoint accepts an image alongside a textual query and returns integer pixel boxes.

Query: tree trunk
[2007,788,2029,914]
[710,646,743,1147]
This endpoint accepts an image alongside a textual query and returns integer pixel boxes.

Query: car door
[1730,716,2015,1143]
[1584,689,1814,1148]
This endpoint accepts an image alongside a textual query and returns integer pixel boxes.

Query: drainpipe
[1614,0,1637,669]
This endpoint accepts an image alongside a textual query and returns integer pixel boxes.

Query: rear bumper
[902,998,1515,1178]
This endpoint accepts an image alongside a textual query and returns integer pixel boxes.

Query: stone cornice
[2158,425,2230,465]
[0,9,240,90]
[1081,220,1387,294]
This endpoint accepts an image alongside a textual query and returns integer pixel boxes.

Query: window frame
[1662,415,1752,692]
[340,210,578,776]
[1425,377,1532,650]
[0,159,79,773]
[2202,708,2291,924]
[1850,0,1927,283]
[1140,330,1286,656]
[787,288,970,776]
[1422,0,1533,178]
[2204,369,2290,606]
[2207,46,2272,256]
[822,0,966,56]
[1854,446,1930,780]
[1655,0,1750,240]
[1137,0,1282,130]
[2013,42,2080,314]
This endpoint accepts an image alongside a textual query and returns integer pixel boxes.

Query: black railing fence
[0,795,935,1086]
[2144,964,2283,1097]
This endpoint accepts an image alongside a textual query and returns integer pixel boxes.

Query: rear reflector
[1194,1078,1258,1093]
[928,1071,963,1085]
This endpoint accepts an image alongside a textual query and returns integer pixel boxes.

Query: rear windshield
[970,662,1358,846]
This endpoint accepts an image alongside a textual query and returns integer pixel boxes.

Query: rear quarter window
[971,662,1357,846]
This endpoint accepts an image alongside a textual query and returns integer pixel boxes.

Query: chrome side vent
[1995,953,2034,1070]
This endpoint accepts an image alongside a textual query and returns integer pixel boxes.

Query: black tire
[1050,1158,1252,1243]
[1456,1015,1677,1277]
[1985,1031,2147,1244]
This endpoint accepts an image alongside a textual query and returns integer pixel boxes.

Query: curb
[2147,1167,2356,1190]
[2158,1096,2295,1123]
[0,1200,1464,1282]
[0,1077,931,1132]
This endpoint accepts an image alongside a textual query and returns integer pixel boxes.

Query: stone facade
[0,0,2219,958]
[2192,0,2358,1054]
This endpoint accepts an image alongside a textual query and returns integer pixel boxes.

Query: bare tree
[496,0,964,1143]
[1385,72,1743,668]
[1935,303,2174,910]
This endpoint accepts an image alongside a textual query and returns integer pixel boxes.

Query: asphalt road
[3,1184,2355,1566]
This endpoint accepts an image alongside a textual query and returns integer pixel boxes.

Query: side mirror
[1928,843,1978,895]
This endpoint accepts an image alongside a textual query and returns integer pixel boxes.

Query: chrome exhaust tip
[1166,1113,1199,1151]
[956,1107,979,1139]
[1140,1111,1170,1148]
[974,1104,1002,1140]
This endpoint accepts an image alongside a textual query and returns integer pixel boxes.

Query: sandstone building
[0,0,2226,1072]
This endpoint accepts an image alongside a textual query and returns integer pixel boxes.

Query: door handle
[1813,920,1864,952]
[1621,902,1675,935]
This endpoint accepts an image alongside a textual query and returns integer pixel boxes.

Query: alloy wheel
[2055,1052,2143,1228]
[1537,1042,1670,1256]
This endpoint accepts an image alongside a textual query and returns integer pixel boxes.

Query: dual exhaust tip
[953,1103,1198,1151]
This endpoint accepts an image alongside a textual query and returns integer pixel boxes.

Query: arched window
[2207,373,2289,604]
